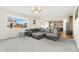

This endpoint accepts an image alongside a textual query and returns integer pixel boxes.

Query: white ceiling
[0,6,75,21]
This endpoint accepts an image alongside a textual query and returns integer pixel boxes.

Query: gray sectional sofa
[45,28,59,41]
[24,27,60,41]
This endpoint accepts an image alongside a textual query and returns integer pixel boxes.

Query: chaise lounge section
[45,28,59,41]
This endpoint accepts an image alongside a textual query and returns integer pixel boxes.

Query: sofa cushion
[51,29,54,33]
[31,28,39,32]
[45,28,51,33]
[53,29,58,35]
[40,28,45,32]
[32,32,45,39]
[32,32,44,36]
[46,33,58,37]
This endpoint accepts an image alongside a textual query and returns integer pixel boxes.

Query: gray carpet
[0,36,78,52]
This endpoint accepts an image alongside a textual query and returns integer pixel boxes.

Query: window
[7,16,27,29]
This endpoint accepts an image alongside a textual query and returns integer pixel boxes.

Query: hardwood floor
[60,32,73,40]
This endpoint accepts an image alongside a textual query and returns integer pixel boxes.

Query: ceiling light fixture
[32,6,42,15]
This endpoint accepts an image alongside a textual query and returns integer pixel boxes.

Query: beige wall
[0,8,46,40]
[73,6,79,49]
